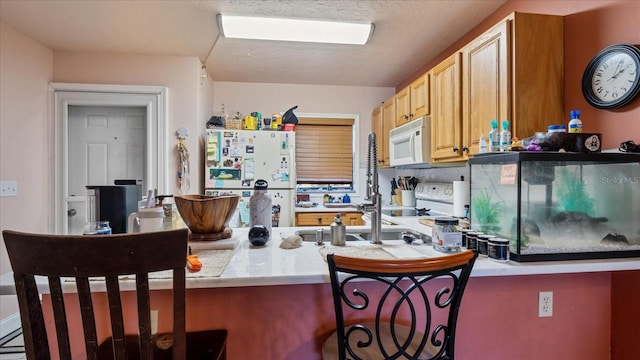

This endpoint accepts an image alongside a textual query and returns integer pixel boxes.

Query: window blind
[295,118,354,183]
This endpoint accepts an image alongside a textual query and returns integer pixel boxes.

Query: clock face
[590,52,637,102]
[582,44,640,109]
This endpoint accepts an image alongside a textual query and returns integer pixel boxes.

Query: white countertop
[2,217,639,295]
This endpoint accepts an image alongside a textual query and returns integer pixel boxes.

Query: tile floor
[0,329,25,360]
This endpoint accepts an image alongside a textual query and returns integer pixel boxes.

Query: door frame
[49,83,168,234]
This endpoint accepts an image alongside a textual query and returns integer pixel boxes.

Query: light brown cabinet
[395,73,430,127]
[461,12,564,158]
[295,212,364,227]
[430,52,462,162]
[372,96,395,167]
[432,12,564,163]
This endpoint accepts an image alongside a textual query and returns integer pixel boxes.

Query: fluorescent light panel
[218,14,373,45]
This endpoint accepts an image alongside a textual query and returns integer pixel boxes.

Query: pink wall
[398,0,640,150]
[53,52,211,194]
[44,272,612,360]
[0,22,53,319]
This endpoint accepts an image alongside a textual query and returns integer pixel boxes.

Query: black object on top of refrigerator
[86,184,141,234]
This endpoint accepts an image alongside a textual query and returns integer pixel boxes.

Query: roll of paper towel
[453,180,470,218]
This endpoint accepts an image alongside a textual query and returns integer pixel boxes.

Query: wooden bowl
[174,194,240,234]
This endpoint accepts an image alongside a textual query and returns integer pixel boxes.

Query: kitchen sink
[295,228,430,243]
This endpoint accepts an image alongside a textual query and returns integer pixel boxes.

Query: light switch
[0,181,17,197]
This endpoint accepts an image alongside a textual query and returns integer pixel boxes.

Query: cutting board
[419,218,469,229]
[188,237,239,251]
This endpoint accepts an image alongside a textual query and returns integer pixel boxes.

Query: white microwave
[389,116,431,167]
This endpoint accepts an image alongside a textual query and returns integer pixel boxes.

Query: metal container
[330,213,346,246]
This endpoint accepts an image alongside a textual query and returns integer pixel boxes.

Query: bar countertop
[2,215,639,295]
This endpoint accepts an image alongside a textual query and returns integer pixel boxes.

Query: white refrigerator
[204,129,296,227]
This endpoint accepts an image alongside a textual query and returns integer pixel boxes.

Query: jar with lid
[432,217,462,253]
[488,237,510,262]
[547,124,566,133]
[249,179,272,242]
[476,234,495,257]
[83,221,112,235]
[466,231,481,251]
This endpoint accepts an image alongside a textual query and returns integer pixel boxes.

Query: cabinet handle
[453,147,459,152]
[409,113,414,118]
[317,217,322,224]
[462,146,469,152]
[404,114,409,119]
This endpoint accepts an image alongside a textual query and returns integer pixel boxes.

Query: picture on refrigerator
[204,129,296,227]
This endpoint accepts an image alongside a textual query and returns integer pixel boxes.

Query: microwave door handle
[409,132,415,159]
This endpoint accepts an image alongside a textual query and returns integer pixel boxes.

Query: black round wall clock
[581,43,640,109]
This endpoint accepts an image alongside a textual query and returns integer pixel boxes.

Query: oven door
[389,129,416,166]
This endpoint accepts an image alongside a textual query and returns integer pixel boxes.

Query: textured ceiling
[0,0,507,87]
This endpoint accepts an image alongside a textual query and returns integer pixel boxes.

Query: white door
[66,106,146,234]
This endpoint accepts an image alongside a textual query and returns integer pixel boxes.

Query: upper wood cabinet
[462,12,564,158]
[395,73,430,127]
[430,52,462,162]
[371,96,395,167]
[432,12,564,162]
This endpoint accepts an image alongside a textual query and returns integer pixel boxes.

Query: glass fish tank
[468,152,640,262]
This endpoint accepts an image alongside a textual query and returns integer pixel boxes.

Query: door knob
[68,209,77,217]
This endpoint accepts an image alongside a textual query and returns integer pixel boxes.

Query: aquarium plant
[555,167,594,215]
[471,189,502,234]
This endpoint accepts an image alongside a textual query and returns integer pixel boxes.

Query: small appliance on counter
[86,184,141,234]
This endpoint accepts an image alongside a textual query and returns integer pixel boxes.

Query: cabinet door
[342,212,364,226]
[462,20,510,156]
[410,73,430,118]
[380,97,395,167]
[295,212,335,226]
[394,87,410,127]
[431,52,463,162]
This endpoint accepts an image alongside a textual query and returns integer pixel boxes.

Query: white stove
[413,182,455,217]
[381,182,455,218]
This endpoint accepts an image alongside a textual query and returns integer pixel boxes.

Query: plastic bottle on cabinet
[568,110,582,133]
[488,119,500,152]
[249,179,272,240]
[478,136,488,153]
[499,120,512,152]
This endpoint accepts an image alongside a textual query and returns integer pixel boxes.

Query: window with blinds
[295,117,354,187]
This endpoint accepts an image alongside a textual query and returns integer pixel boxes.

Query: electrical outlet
[0,181,18,197]
[539,291,553,317]
[151,310,158,334]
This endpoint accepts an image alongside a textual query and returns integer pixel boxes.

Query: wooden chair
[2,228,227,360]
[323,250,477,360]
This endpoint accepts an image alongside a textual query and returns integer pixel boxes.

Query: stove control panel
[414,182,454,202]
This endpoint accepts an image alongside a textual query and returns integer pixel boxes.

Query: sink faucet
[354,132,382,244]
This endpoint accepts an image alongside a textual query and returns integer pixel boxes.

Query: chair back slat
[2,228,189,360]
[76,277,99,360]
[136,273,154,360]
[173,268,187,359]
[14,274,50,359]
[48,276,72,359]
[105,275,127,359]
[326,250,478,360]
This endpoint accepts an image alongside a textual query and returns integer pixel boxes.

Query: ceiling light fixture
[218,14,374,45]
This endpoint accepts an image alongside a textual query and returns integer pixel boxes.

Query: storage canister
[459,228,471,248]
[476,234,495,257]
[488,237,510,263]
[466,231,480,251]
[432,217,461,253]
